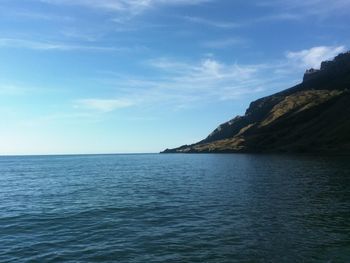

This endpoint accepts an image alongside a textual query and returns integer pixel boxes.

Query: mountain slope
[162,52,350,154]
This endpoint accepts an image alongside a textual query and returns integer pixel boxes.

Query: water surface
[0,154,349,262]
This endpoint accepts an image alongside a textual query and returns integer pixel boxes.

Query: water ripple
[0,154,350,262]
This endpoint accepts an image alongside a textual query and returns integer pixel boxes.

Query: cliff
[162,51,350,154]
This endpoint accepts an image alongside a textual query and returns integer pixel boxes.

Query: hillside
[162,52,350,154]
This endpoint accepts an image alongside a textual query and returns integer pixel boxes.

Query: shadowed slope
[162,52,350,154]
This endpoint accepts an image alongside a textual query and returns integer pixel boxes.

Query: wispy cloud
[181,12,300,30]
[182,16,240,29]
[0,83,55,96]
[201,37,246,49]
[76,57,285,112]
[253,13,302,23]
[0,8,74,22]
[258,0,350,17]
[75,45,347,113]
[40,0,212,14]
[17,112,103,128]
[0,85,27,96]
[286,45,346,69]
[75,98,134,112]
[0,38,142,52]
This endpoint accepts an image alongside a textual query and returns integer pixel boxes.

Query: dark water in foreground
[0,154,350,262]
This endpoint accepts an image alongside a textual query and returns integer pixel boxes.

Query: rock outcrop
[162,51,350,154]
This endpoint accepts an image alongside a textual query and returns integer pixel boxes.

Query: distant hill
[162,51,350,154]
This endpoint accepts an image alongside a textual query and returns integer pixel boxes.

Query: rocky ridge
[162,51,350,154]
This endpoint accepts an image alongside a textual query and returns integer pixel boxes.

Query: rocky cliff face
[162,52,350,154]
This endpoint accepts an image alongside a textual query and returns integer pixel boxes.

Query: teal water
[0,154,349,262]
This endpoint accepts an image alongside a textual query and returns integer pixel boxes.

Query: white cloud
[0,83,55,96]
[40,0,212,14]
[75,98,134,112]
[0,9,74,21]
[182,16,240,29]
[0,38,141,52]
[0,85,26,95]
[149,57,261,82]
[202,37,245,49]
[254,13,302,22]
[76,45,347,113]
[76,58,278,112]
[259,0,350,17]
[286,45,346,69]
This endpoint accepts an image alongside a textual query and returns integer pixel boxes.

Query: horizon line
[0,152,160,157]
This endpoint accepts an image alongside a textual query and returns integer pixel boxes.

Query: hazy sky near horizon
[1,0,350,154]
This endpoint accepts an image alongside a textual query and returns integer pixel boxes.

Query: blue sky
[0,0,349,155]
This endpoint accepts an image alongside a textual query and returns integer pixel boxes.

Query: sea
[0,154,349,262]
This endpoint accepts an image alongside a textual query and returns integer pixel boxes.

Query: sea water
[0,154,349,262]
